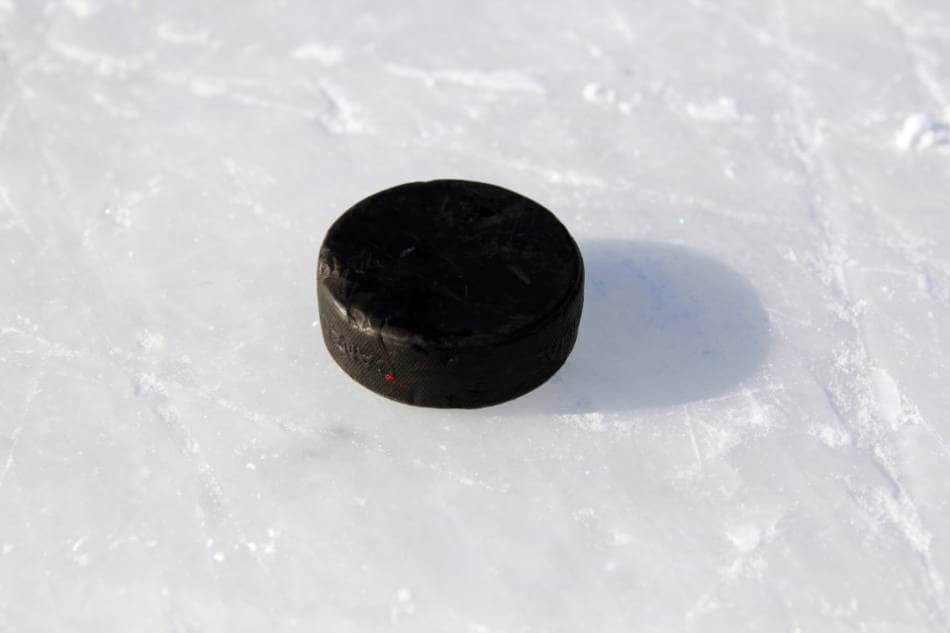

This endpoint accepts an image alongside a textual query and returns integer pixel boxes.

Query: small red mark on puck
[384,372,408,389]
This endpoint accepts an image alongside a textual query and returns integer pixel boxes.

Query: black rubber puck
[317,179,584,408]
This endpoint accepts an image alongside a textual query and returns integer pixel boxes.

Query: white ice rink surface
[2,1,950,631]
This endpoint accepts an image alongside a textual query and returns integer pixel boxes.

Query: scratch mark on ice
[685,413,703,472]
[385,63,545,94]
[317,79,373,134]
[0,102,13,144]
[0,427,22,490]
[863,0,950,110]
[47,40,147,78]
[895,112,950,152]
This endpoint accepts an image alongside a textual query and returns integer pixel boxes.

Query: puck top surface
[319,180,582,349]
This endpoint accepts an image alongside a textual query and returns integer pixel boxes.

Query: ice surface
[2,1,950,631]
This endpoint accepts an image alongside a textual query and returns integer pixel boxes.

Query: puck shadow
[498,239,771,414]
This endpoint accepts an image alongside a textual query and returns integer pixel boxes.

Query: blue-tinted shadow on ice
[502,239,770,414]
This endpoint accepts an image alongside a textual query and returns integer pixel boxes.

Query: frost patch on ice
[869,367,925,432]
[561,412,606,432]
[895,113,950,151]
[559,411,633,437]
[103,194,138,228]
[697,424,741,462]
[292,42,343,66]
[719,521,775,581]
[63,0,97,19]
[726,524,761,552]
[156,22,217,48]
[134,373,166,396]
[386,63,544,94]
[871,368,903,431]
[1,543,13,555]
[0,0,14,19]
[686,97,740,122]
[573,507,596,523]
[863,487,934,560]
[721,552,767,580]
[138,330,165,352]
[391,587,415,622]
[741,391,772,428]
[71,536,89,567]
[581,81,640,114]
[582,82,616,105]
[263,528,280,555]
[810,425,852,448]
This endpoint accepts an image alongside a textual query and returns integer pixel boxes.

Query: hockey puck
[317,179,584,408]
